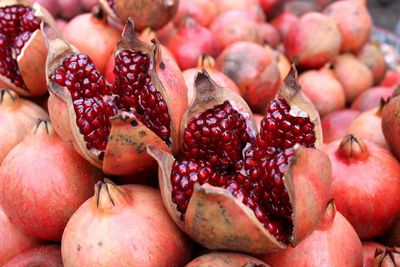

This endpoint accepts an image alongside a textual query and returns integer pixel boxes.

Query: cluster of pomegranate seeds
[0,5,41,89]
[171,98,316,243]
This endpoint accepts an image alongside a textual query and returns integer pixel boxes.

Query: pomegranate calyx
[373,247,400,267]
[33,119,51,135]
[376,98,386,117]
[338,135,369,160]
[0,89,18,107]
[94,179,131,213]
[196,55,216,70]
[91,6,107,22]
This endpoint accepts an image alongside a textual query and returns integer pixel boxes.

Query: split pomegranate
[351,87,393,111]
[173,0,218,27]
[0,120,100,241]
[334,53,374,104]
[261,202,363,267]
[99,0,178,31]
[0,88,48,164]
[166,17,220,71]
[3,245,62,267]
[323,0,372,53]
[373,247,400,267]
[358,43,387,85]
[186,252,268,267]
[0,1,55,96]
[61,180,192,266]
[298,68,345,117]
[216,41,280,113]
[271,12,299,39]
[258,23,281,49]
[62,7,121,75]
[56,0,81,19]
[322,109,360,143]
[284,12,342,69]
[183,55,241,104]
[380,70,400,88]
[148,67,332,253]
[44,20,188,175]
[363,242,386,267]
[324,135,400,239]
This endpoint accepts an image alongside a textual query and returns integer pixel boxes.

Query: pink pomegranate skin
[380,70,400,88]
[351,87,393,111]
[322,109,360,143]
[186,252,269,267]
[363,242,385,267]
[357,43,387,85]
[271,12,299,39]
[3,245,62,267]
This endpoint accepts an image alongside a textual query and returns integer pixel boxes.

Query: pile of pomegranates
[1,0,399,265]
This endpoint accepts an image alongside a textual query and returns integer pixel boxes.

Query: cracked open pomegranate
[43,20,187,176]
[0,0,55,96]
[148,67,332,254]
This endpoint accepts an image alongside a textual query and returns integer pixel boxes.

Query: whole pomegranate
[216,42,280,113]
[62,180,192,266]
[173,0,218,27]
[186,252,268,267]
[334,53,374,104]
[62,7,121,75]
[81,0,99,11]
[0,120,100,241]
[156,22,177,44]
[298,68,345,117]
[57,0,82,19]
[27,0,59,16]
[99,0,178,31]
[261,202,363,267]
[148,67,332,254]
[322,109,360,143]
[363,242,385,267]
[358,43,387,85]
[382,89,400,160]
[324,0,372,53]
[0,88,48,164]
[284,12,342,69]
[0,1,56,96]
[183,55,240,104]
[380,70,400,88]
[258,23,281,49]
[373,247,400,267]
[166,17,220,71]
[324,135,400,239]
[214,0,260,13]
[271,12,299,39]
[3,245,62,267]
[351,87,393,111]
[43,20,188,176]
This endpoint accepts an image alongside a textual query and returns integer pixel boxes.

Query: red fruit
[148,68,332,253]
[62,8,121,75]
[283,0,322,17]
[358,43,387,85]
[100,0,178,31]
[0,1,55,96]
[0,120,100,241]
[380,70,400,88]
[382,89,400,161]
[259,0,280,15]
[363,242,386,267]
[44,20,188,175]
[57,0,81,19]
[258,23,281,49]
[156,22,176,44]
[166,18,220,71]
[214,0,260,13]
[380,217,400,247]
[183,55,240,104]
[3,245,62,267]
[334,53,374,104]
[173,0,218,27]
[27,0,59,17]
[271,12,299,39]
[284,12,341,69]
[351,87,393,111]
[81,0,99,11]
[62,180,192,266]
[324,0,372,53]
[322,109,360,143]
[299,68,345,117]
[216,42,280,113]
[261,202,363,267]
[0,207,42,265]
[187,252,268,267]
[373,247,400,267]
[324,135,400,239]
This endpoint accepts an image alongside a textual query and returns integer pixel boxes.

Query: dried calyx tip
[338,135,368,160]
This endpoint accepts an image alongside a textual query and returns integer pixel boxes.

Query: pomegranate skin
[81,0,98,11]
[322,109,360,143]
[3,245,62,267]
[323,0,372,53]
[214,0,260,13]
[357,43,387,85]
[259,0,279,15]
[186,252,269,267]
[173,0,217,27]
[57,0,82,19]
[299,68,345,117]
[324,136,400,239]
[271,12,299,39]
[351,87,393,111]
[61,181,192,267]
[258,23,281,49]
[382,92,400,161]
[0,120,100,241]
[380,70,400,88]
[284,12,341,69]
[363,242,385,267]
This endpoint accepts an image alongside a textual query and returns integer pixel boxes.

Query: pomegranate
[187,252,268,267]
[363,242,386,267]
[99,0,178,31]
[271,12,299,40]
[258,23,281,49]
[0,88,48,164]
[324,135,400,239]
[183,55,241,104]
[43,20,188,175]
[322,109,360,143]
[55,19,67,32]
[380,70,400,88]
[62,180,192,266]
[373,247,400,267]
[0,120,100,241]
[0,1,56,96]
[315,0,335,8]
[214,0,261,13]
[259,0,280,15]
[334,53,374,104]
[261,202,363,267]
[156,22,176,44]
[27,0,59,17]
[298,68,345,117]
[81,0,99,11]
[284,12,342,69]
[324,0,372,53]
[216,42,280,113]
[0,206,42,265]
[173,0,218,27]
[62,7,121,75]
[283,0,322,17]
[166,17,220,71]
[57,0,81,19]
[358,43,387,85]
[3,245,62,267]
[104,51,115,83]
[148,67,332,253]
[382,89,400,161]
[351,87,393,111]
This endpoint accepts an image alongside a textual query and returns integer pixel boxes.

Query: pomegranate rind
[186,252,269,267]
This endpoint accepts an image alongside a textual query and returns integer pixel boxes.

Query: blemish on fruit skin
[139,130,146,137]
[77,244,81,252]
[111,134,145,154]
[130,120,138,127]
[98,241,103,247]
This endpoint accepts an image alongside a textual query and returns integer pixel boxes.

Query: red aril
[271,12,299,39]
[351,87,393,111]
[380,70,400,88]
[173,0,218,27]
[357,43,387,85]
[187,252,268,266]
[3,245,62,267]
[61,180,192,266]
[322,109,360,143]
[258,23,281,49]
[363,242,385,267]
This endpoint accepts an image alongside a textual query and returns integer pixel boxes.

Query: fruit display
[0,0,399,266]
